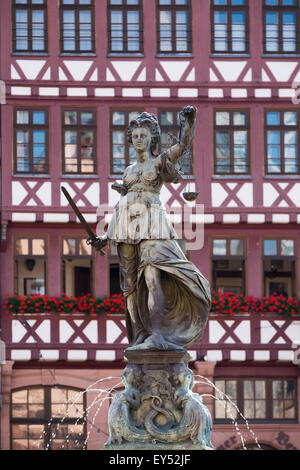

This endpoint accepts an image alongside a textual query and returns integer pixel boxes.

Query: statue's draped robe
[106,153,211,348]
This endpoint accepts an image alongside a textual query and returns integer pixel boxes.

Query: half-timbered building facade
[0,0,300,450]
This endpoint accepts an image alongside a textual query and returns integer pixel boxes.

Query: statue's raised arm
[165,105,197,164]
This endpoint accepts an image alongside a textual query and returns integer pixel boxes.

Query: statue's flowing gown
[106,153,211,348]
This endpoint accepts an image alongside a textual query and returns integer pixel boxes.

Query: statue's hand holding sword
[61,186,107,256]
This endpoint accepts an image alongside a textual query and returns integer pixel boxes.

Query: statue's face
[131,127,151,152]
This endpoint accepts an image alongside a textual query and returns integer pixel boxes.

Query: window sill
[61,174,99,179]
[263,174,300,179]
[212,175,252,179]
[107,53,145,57]
[11,52,49,56]
[12,173,51,178]
[156,53,194,58]
[59,53,97,57]
[210,53,251,58]
[262,54,300,58]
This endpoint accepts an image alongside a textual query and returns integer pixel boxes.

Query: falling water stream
[35,374,262,450]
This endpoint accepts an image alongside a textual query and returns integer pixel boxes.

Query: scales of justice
[62,106,213,450]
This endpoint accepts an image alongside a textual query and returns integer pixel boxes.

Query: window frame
[211,237,246,295]
[14,107,49,175]
[264,109,300,175]
[158,108,193,175]
[214,109,250,175]
[211,0,249,55]
[11,386,86,450]
[12,0,48,54]
[156,0,192,55]
[60,0,95,54]
[263,0,300,55]
[62,108,97,175]
[107,0,144,55]
[110,108,143,175]
[214,377,297,424]
[14,236,48,296]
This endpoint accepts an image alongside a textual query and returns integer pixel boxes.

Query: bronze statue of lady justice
[88,106,211,353]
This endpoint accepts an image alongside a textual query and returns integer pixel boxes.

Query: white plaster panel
[209,321,226,344]
[237,183,253,207]
[260,321,276,343]
[223,214,240,224]
[254,350,270,361]
[136,67,146,81]
[208,88,224,98]
[278,351,294,361]
[111,61,141,81]
[107,320,127,343]
[16,60,46,80]
[11,87,31,95]
[178,88,198,97]
[11,350,31,361]
[59,67,68,80]
[231,88,247,98]
[206,350,222,362]
[39,87,59,96]
[159,61,190,81]
[36,182,52,206]
[263,183,279,207]
[287,183,300,206]
[67,350,88,361]
[12,213,36,222]
[63,60,93,81]
[247,214,265,224]
[11,65,21,79]
[279,89,294,98]
[35,320,51,343]
[76,214,97,224]
[150,88,170,97]
[209,69,219,82]
[41,67,51,80]
[12,320,27,343]
[272,214,290,223]
[82,320,98,343]
[122,88,143,97]
[39,350,59,361]
[255,89,271,98]
[284,322,300,343]
[211,183,228,207]
[213,61,247,81]
[89,69,98,81]
[59,320,75,343]
[96,350,116,361]
[230,350,246,361]
[265,61,297,82]
[67,88,87,97]
[83,183,100,206]
[243,69,252,81]
[95,88,115,97]
[234,321,251,343]
[43,213,69,223]
[185,68,195,81]
[12,182,27,206]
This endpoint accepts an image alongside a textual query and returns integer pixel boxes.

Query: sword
[61,186,105,256]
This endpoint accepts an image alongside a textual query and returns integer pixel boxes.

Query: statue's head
[127,112,161,155]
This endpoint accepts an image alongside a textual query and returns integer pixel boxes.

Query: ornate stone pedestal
[104,350,213,450]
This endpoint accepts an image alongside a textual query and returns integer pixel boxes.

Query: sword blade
[61,186,104,255]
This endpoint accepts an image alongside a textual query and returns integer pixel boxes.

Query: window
[215,378,297,422]
[14,108,48,174]
[212,0,249,54]
[62,237,93,296]
[111,109,143,174]
[62,109,96,174]
[108,0,143,54]
[263,238,296,297]
[60,0,95,53]
[12,0,47,53]
[159,109,193,175]
[157,0,192,54]
[214,110,250,174]
[11,387,86,450]
[263,0,299,54]
[212,238,246,295]
[265,110,299,174]
[14,237,47,296]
